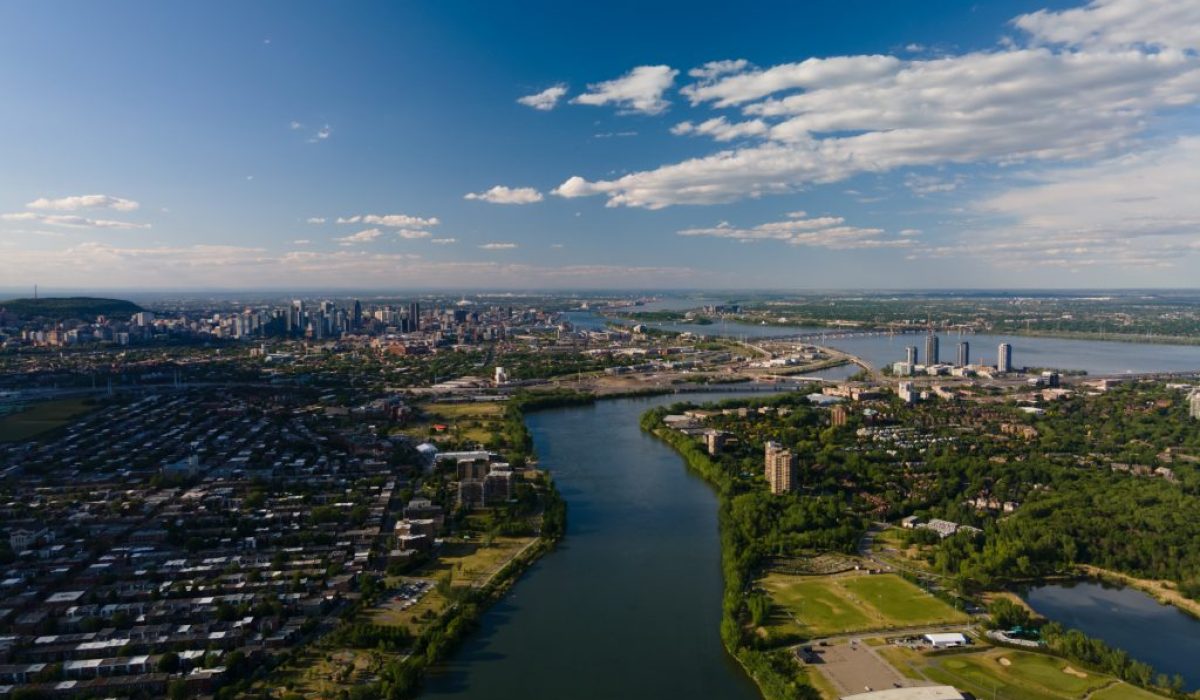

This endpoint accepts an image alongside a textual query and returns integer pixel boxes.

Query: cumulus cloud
[915,136,1200,269]
[688,59,751,81]
[479,242,518,250]
[430,238,457,244]
[335,228,384,245]
[396,229,431,239]
[1014,0,1200,51]
[517,85,568,110]
[464,185,544,204]
[572,65,679,115]
[336,213,440,228]
[671,116,769,142]
[556,1,1200,209]
[27,194,139,212]
[1,212,149,229]
[678,211,908,249]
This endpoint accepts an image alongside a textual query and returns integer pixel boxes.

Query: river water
[568,311,1200,376]
[422,388,786,699]
[1023,581,1200,689]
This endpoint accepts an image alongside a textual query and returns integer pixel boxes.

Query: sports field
[761,572,966,638]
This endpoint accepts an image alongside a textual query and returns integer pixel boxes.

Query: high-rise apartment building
[925,332,940,365]
[906,345,918,367]
[998,343,1013,372]
[764,440,797,495]
[956,341,970,367]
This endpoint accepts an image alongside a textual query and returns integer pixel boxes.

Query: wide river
[422,388,790,699]
[567,311,1200,376]
[1023,581,1200,689]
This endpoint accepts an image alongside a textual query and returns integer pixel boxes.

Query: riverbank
[641,413,823,700]
[1079,566,1200,619]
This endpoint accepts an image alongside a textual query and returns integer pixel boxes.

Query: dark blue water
[1023,581,1200,688]
[422,391,774,699]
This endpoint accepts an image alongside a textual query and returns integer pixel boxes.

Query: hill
[0,297,143,320]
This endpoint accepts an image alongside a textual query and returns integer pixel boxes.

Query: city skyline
[2,0,1200,290]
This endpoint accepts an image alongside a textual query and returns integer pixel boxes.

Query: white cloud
[0,244,709,289]
[917,136,1200,269]
[430,238,457,244]
[396,229,431,239]
[1,212,149,229]
[572,65,679,115]
[289,120,302,130]
[904,173,964,195]
[305,217,326,224]
[556,1,1200,209]
[671,116,768,142]
[517,85,568,111]
[479,242,518,250]
[688,59,751,81]
[313,124,332,141]
[464,185,544,204]
[27,194,139,212]
[335,228,384,245]
[681,55,901,107]
[292,239,311,245]
[677,211,907,249]
[1014,0,1200,51]
[336,214,440,227]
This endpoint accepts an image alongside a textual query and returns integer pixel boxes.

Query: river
[1023,581,1200,689]
[566,311,1200,375]
[422,388,792,699]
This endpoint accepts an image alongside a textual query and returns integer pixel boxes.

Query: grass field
[761,572,965,638]
[408,401,506,444]
[1090,683,1171,700]
[372,535,535,632]
[923,650,1132,700]
[841,575,968,626]
[0,399,93,442]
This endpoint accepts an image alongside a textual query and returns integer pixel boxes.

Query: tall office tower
[998,343,1013,372]
[764,440,798,495]
[956,341,970,368]
[409,301,421,331]
[905,345,919,367]
[352,299,362,328]
[925,332,940,365]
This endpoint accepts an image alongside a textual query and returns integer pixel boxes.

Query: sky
[1,0,1199,291]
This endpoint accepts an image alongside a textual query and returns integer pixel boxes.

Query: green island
[642,376,1200,699]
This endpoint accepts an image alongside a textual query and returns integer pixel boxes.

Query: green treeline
[641,404,861,700]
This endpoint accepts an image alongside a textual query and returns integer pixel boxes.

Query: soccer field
[761,572,966,638]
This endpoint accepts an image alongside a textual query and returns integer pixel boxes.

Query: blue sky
[1,0,1198,290]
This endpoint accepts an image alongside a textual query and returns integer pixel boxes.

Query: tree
[157,651,181,674]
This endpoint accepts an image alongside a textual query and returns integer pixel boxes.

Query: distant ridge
[0,296,143,320]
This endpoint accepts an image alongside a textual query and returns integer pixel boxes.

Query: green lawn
[841,574,968,627]
[761,572,966,639]
[1090,683,1171,700]
[924,650,1112,700]
[0,399,93,442]
[762,574,874,638]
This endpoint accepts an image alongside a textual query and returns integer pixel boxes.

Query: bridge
[765,328,931,344]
